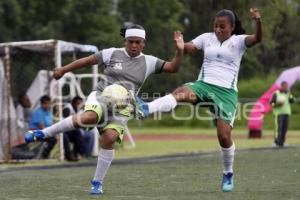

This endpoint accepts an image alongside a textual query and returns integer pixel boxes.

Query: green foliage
[2,0,300,122]
[0,0,22,41]
[2,0,300,77]
[238,73,277,98]
[61,0,121,48]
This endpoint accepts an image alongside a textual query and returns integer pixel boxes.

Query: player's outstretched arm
[162,31,184,73]
[184,42,198,54]
[52,54,98,80]
[245,7,262,47]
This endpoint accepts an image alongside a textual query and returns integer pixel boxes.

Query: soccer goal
[0,40,100,161]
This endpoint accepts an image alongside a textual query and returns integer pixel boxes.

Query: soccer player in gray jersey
[24,24,184,195]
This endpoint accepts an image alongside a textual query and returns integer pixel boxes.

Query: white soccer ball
[101,84,130,109]
[276,95,286,104]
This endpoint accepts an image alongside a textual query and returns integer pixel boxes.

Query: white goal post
[0,39,136,161]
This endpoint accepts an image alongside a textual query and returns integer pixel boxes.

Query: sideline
[0,146,297,174]
[128,134,300,141]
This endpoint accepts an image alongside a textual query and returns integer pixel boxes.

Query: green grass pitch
[0,146,299,200]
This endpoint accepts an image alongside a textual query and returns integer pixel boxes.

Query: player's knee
[100,129,119,148]
[217,132,231,147]
[172,86,196,102]
[100,131,118,149]
[100,139,115,149]
[172,87,186,99]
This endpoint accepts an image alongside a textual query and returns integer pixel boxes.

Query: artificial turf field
[0,146,299,200]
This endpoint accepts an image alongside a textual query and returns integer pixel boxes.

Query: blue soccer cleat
[221,172,234,192]
[24,130,45,143]
[134,96,149,119]
[90,180,103,195]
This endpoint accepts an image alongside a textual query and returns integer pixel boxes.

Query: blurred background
[1,0,300,130]
[0,2,299,198]
[1,0,300,156]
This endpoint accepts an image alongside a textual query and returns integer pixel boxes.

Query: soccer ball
[101,84,130,109]
[276,95,286,104]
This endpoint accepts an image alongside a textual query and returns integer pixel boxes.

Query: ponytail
[232,12,245,35]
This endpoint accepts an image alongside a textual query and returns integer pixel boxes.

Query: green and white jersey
[192,33,248,91]
[94,48,165,94]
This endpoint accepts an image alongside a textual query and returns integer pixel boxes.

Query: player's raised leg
[135,86,197,118]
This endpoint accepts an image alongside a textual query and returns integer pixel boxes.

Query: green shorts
[185,80,238,126]
[84,91,134,143]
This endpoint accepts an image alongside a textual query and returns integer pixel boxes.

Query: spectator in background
[16,92,32,130]
[12,93,35,160]
[82,128,95,158]
[63,96,94,161]
[270,81,295,147]
[29,95,57,159]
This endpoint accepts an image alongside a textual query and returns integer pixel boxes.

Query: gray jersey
[94,48,165,94]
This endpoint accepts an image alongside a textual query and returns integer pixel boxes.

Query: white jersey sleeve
[144,55,165,79]
[235,34,248,51]
[94,48,116,65]
[191,33,210,50]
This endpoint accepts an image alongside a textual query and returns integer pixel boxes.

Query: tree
[61,0,121,48]
[0,0,22,42]
[2,0,300,93]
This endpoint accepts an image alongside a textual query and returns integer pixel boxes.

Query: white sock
[221,143,235,174]
[148,94,177,114]
[43,116,75,138]
[93,149,115,182]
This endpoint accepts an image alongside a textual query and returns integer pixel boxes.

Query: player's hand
[174,31,184,51]
[250,8,261,21]
[52,67,65,80]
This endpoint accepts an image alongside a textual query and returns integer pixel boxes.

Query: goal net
[0,39,99,161]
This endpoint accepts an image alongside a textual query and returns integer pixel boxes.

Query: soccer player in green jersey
[138,8,262,192]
